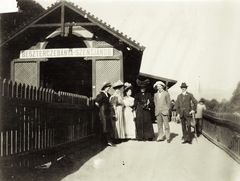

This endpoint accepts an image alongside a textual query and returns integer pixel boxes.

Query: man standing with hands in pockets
[154,81,171,143]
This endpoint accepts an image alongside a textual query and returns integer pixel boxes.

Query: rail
[0,78,98,168]
[203,110,240,164]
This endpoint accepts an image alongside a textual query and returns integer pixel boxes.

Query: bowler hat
[180,82,188,88]
[112,80,124,89]
[153,81,165,89]
[199,98,205,103]
[101,81,112,90]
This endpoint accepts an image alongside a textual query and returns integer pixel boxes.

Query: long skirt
[113,106,125,139]
[135,108,154,140]
[123,107,136,139]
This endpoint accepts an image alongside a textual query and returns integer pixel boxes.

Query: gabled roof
[0,1,145,51]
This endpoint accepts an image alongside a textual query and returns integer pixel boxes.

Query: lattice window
[96,60,120,95]
[14,62,38,87]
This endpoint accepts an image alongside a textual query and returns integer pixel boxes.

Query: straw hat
[124,82,132,92]
[153,81,165,89]
[112,80,124,89]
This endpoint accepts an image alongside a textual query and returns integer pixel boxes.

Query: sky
[1,0,240,101]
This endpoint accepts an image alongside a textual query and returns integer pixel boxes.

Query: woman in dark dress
[134,79,155,141]
[95,81,116,147]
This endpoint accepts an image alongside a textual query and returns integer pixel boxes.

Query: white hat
[112,80,124,89]
[153,81,165,89]
[124,82,132,91]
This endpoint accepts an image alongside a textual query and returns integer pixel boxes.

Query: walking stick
[192,113,198,143]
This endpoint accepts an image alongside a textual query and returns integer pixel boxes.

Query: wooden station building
[0,0,177,98]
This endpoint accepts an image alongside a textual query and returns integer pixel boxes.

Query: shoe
[107,142,117,147]
[156,139,164,142]
[182,140,192,144]
[167,139,171,143]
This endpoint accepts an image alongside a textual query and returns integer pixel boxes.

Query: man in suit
[153,81,171,143]
[175,82,198,144]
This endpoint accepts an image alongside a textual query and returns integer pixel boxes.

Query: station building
[0,0,176,98]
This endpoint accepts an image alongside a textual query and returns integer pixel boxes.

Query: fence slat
[0,77,2,96]
[2,79,8,96]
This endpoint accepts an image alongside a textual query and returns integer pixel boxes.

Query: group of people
[94,78,154,147]
[95,79,206,147]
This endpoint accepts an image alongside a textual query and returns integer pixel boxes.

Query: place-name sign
[20,48,114,59]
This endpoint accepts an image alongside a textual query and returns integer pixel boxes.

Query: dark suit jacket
[175,92,198,118]
[154,90,171,116]
[95,91,111,118]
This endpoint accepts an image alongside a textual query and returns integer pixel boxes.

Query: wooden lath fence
[203,110,240,164]
[0,78,98,168]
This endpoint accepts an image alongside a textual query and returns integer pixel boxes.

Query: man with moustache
[175,82,198,144]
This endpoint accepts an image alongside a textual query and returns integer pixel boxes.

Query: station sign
[20,48,114,59]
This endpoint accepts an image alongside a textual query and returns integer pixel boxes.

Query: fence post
[2,78,8,96]
[7,80,13,97]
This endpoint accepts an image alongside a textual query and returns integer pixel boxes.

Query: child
[195,98,206,137]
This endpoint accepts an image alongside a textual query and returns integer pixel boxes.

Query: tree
[203,82,240,113]
[230,82,240,106]
[205,99,219,111]
[17,0,45,15]
[230,81,240,113]
[218,101,234,113]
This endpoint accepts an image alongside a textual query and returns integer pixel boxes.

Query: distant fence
[203,110,240,164]
[0,78,98,168]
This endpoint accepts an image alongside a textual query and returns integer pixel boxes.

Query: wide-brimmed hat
[112,80,124,89]
[180,82,188,88]
[199,98,205,103]
[124,82,132,92]
[136,78,150,87]
[101,81,112,90]
[153,81,165,89]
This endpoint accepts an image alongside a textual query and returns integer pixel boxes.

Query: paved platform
[61,122,240,181]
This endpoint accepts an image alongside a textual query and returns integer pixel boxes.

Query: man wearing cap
[175,82,198,144]
[153,81,171,143]
[195,98,207,137]
[95,81,116,147]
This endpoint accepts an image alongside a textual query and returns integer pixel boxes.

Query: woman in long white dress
[123,83,136,139]
[110,80,125,140]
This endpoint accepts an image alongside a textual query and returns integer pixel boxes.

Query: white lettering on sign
[20,48,114,59]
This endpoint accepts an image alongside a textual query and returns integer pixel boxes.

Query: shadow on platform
[0,139,107,181]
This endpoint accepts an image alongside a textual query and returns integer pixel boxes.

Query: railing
[0,78,98,168]
[203,110,240,164]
